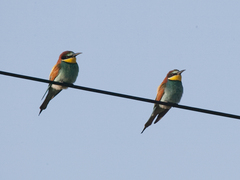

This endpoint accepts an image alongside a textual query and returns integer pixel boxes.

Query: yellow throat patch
[62,57,76,63]
[168,74,182,81]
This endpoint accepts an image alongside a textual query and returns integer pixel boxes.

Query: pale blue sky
[1,0,240,179]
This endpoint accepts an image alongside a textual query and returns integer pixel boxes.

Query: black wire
[1,70,240,120]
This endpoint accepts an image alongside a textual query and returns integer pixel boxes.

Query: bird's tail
[154,108,170,124]
[39,97,51,115]
[39,88,61,115]
[141,114,157,133]
[141,107,171,133]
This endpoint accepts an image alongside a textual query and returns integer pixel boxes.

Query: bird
[39,51,81,115]
[141,69,185,133]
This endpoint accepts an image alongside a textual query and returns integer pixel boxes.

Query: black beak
[178,69,185,75]
[73,52,82,57]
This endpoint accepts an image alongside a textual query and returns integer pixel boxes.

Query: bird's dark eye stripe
[62,54,73,59]
[168,72,178,77]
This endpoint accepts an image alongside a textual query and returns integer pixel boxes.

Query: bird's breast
[161,80,183,104]
[52,62,79,90]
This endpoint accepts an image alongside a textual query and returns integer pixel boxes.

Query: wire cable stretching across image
[0,70,240,120]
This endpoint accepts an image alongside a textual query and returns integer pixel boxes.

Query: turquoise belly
[161,80,183,103]
[55,62,79,83]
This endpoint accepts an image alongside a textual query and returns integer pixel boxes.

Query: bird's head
[60,51,82,63]
[167,69,185,81]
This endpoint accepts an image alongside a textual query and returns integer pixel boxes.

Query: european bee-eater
[39,51,81,115]
[141,69,185,133]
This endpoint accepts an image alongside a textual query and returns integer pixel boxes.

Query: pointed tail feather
[154,108,170,124]
[39,97,51,115]
[39,88,62,115]
[141,114,157,133]
[38,109,44,116]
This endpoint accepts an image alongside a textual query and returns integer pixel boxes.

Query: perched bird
[39,51,81,115]
[141,69,185,133]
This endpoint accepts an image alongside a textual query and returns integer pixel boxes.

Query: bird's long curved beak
[73,52,82,57]
[178,69,185,75]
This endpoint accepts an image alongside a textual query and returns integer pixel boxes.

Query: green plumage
[39,51,80,115]
[141,69,185,133]
[161,80,183,104]
[54,62,79,84]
